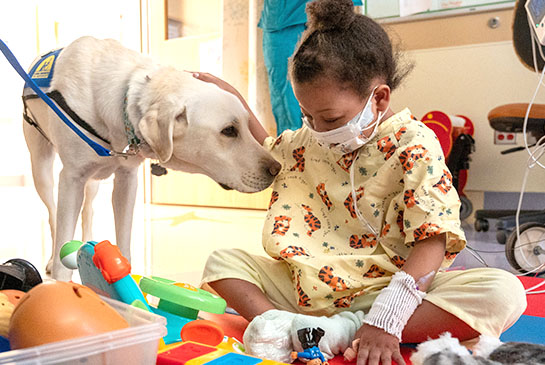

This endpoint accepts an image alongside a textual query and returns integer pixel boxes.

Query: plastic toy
[421,111,475,221]
[62,240,227,345]
[59,239,84,270]
[0,258,42,292]
[157,340,288,365]
[290,327,329,365]
[342,338,360,362]
[0,289,24,306]
[62,240,292,364]
[89,240,151,310]
[8,281,129,349]
[139,276,225,321]
[0,293,14,338]
[180,319,224,346]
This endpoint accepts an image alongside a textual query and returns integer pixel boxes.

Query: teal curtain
[259,0,363,135]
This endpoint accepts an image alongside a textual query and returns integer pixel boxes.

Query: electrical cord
[467,237,545,253]
[512,19,545,294]
[464,245,489,267]
[468,16,545,294]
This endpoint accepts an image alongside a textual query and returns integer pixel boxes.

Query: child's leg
[202,249,301,362]
[399,267,526,342]
[402,300,479,342]
[208,275,362,362]
[201,248,299,315]
[346,266,526,357]
[208,278,276,321]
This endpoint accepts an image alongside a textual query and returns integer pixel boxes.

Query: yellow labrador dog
[23,36,280,281]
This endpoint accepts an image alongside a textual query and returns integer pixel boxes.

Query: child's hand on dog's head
[187,70,242,99]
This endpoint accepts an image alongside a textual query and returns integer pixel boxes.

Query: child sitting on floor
[196,0,527,364]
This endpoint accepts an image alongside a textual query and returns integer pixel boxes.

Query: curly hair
[289,0,412,97]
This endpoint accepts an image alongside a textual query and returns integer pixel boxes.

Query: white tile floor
[147,204,268,286]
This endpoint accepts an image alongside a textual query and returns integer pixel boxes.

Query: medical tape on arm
[362,271,426,341]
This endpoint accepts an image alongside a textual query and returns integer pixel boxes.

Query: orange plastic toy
[8,281,129,349]
[180,319,224,346]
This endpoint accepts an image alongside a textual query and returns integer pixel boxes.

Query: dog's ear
[139,107,174,163]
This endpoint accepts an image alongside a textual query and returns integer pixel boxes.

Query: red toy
[157,339,288,364]
[421,111,475,220]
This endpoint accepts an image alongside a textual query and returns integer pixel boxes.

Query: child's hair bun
[306,0,356,31]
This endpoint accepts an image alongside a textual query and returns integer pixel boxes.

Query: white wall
[391,41,545,193]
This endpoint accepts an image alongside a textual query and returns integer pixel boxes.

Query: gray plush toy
[410,332,545,365]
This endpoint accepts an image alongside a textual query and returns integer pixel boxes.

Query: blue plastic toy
[290,327,328,365]
[62,240,227,344]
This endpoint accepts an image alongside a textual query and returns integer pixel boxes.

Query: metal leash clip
[110,144,140,158]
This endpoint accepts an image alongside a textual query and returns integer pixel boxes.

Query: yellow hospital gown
[261,108,465,312]
[202,108,526,336]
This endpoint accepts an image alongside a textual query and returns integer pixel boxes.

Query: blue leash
[0,39,112,157]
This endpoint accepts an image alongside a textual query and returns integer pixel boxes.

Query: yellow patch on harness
[32,54,56,79]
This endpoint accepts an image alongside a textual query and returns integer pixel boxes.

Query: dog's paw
[51,265,73,282]
[45,259,53,274]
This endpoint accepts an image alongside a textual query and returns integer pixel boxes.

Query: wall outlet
[494,131,516,145]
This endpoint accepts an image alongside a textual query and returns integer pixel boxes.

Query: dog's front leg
[112,167,139,262]
[82,179,100,242]
[52,168,87,281]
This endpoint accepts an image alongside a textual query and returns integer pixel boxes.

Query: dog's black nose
[268,160,282,177]
[219,183,233,190]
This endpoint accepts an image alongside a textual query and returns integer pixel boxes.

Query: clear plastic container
[0,297,167,365]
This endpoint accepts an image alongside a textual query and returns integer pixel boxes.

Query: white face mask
[302,87,384,155]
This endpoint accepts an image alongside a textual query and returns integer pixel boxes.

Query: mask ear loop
[360,110,384,138]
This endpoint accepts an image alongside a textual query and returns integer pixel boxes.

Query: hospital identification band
[363,270,426,341]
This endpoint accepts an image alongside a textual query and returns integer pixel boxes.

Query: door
[148,0,271,209]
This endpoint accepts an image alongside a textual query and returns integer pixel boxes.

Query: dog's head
[138,68,281,193]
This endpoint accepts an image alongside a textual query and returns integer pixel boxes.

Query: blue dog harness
[21,47,112,147]
[1,39,143,157]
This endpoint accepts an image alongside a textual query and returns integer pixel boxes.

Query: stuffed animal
[410,332,545,365]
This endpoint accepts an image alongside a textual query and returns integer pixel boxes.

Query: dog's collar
[111,89,142,157]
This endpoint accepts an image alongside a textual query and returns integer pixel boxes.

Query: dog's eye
[221,126,238,138]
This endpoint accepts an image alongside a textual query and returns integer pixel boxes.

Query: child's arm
[191,72,270,145]
[354,233,446,365]
[399,233,446,291]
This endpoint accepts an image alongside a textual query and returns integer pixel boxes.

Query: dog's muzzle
[268,160,281,177]
[219,183,233,190]
[218,159,281,192]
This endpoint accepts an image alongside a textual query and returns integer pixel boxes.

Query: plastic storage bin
[0,296,167,365]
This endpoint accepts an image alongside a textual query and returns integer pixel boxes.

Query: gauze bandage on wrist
[362,270,426,341]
